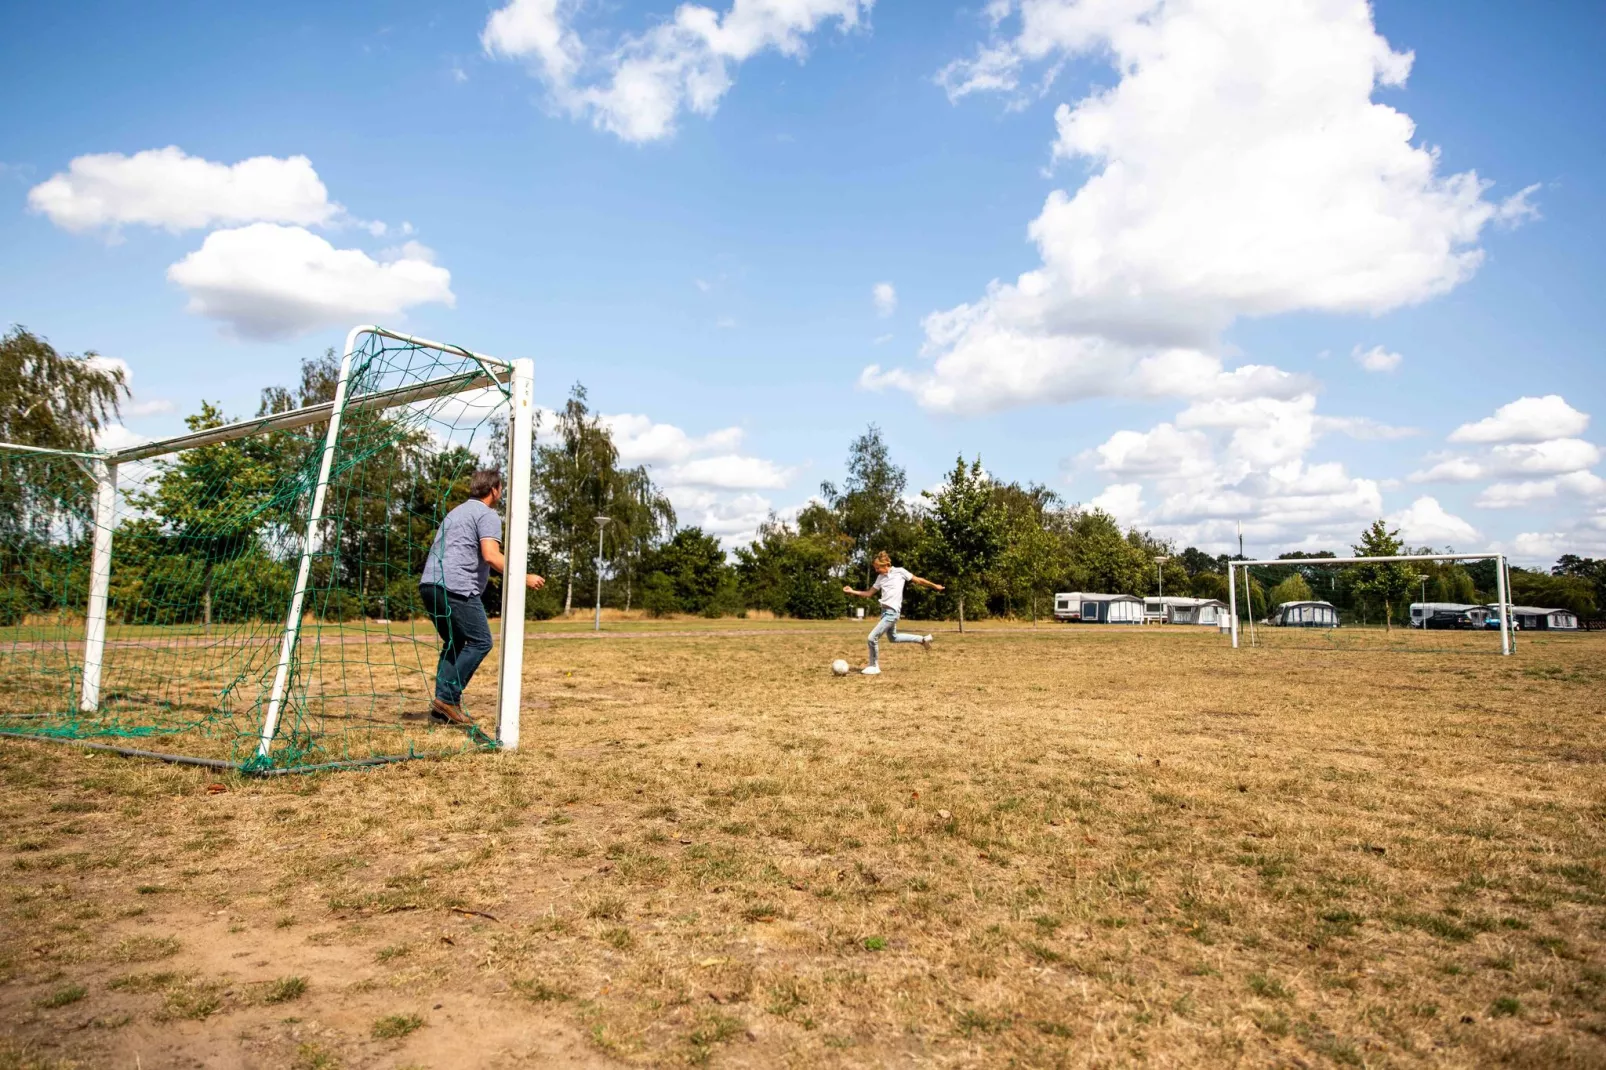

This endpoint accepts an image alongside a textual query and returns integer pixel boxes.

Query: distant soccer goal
[1227,553,1516,656]
[0,326,535,773]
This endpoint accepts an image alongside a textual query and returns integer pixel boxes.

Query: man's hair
[873,551,892,568]
[468,469,503,500]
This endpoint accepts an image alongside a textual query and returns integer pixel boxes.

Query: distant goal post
[1227,553,1514,656]
[0,325,535,773]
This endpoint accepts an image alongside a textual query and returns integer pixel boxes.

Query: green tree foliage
[1,327,128,621]
[1510,568,1597,618]
[923,456,1003,632]
[734,516,848,620]
[1348,520,1415,630]
[642,528,726,614]
[820,425,916,586]
[1064,510,1148,594]
[533,384,622,616]
[1268,573,1313,607]
[992,483,1069,623]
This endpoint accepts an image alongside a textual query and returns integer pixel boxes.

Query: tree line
[1,326,1600,629]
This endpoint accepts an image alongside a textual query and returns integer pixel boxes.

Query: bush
[0,584,30,626]
[366,576,424,621]
[315,588,363,622]
[525,584,560,621]
[641,573,679,618]
[701,578,745,619]
[785,573,847,620]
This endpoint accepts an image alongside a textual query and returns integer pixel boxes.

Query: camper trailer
[1054,593,1144,624]
[1507,606,1580,631]
[1142,596,1228,625]
[1410,602,1490,630]
[1267,600,1339,628]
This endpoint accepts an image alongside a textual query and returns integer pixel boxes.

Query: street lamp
[593,516,611,632]
[1155,556,1170,599]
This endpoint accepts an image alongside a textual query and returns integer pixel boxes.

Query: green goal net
[0,327,534,773]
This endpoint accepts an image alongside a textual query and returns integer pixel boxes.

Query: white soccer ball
[831,659,850,676]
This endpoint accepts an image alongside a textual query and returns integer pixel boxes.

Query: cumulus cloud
[1076,392,1385,551]
[1387,496,1478,546]
[1353,345,1402,373]
[872,281,897,317]
[662,454,792,490]
[482,0,870,142]
[1449,394,1589,444]
[874,0,1534,414]
[1476,471,1606,510]
[604,413,744,465]
[28,147,338,234]
[166,224,455,340]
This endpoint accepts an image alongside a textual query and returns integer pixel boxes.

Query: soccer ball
[831,659,850,676]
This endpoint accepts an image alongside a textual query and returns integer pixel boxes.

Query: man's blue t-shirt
[420,498,502,597]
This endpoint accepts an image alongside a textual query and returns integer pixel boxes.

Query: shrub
[0,584,30,626]
[641,573,679,618]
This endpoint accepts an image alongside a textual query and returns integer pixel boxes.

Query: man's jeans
[867,608,922,667]
[420,584,493,705]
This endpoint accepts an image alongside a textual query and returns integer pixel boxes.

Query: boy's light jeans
[867,608,923,666]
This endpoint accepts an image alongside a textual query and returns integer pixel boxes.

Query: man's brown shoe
[430,698,476,726]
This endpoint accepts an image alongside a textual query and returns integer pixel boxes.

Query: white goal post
[1227,553,1514,656]
[70,325,535,764]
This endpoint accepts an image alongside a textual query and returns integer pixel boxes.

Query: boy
[418,469,545,726]
[842,551,944,676]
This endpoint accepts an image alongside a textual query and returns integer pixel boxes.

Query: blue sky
[2,0,1602,562]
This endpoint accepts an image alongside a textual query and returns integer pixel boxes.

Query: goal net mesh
[0,332,515,772]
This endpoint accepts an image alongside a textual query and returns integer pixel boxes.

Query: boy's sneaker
[861,666,881,676]
[921,634,934,652]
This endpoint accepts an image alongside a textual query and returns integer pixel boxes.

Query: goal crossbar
[1227,552,1513,655]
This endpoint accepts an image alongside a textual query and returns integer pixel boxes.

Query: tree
[1064,509,1148,595]
[992,482,1068,623]
[643,528,727,614]
[923,456,1003,632]
[1,328,129,610]
[533,385,621,616]
[1268,573,1313,607]
[610,466,675,612]
[734,514,848,619]
[820,425,914,585]
[128,402,283,628]
[1348,520,1414,630]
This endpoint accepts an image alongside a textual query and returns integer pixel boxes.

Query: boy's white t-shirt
[872,566,914,612]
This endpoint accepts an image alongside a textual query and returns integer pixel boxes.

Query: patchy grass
[0,623,1603,1066]
[371,1013,425,1040]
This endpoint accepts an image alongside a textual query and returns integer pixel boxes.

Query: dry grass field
[2,621,1604,1068]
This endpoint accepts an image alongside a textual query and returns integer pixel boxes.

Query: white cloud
[1387,496,1478,547]
[166,223,454,340]
[125,398,178,418]
[876,0,1534,414]
[872,281,897,317]
[1409,455,1486,484]
[666,488,778,547]
[1490,438,1602,476]
[662,454,792,490]
[1352,344,1402,373]
[1075,392,1386,552]
[28,147,338,234]
[93,423,148,453]
[1449,395,1590,444]
[483,0,870,142]
[603,413,744,465]
[1476,471,1606,510]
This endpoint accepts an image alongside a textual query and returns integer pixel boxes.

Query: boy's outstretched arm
[842,585,874,598]
[911,574,946,592]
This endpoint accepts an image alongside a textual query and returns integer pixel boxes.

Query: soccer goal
[1227,553,1515,656]
[0,326,534,773]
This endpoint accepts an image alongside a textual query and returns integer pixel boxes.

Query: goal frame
[1227,552,1514,656]
[24,324,534,771]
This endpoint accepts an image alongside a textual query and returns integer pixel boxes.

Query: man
[418,469,544,726]
[842,551,943,676]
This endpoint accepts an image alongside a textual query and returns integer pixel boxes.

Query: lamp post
[1419,575,1428,628]
[1154,555,1170,625]
[593,516,611,632]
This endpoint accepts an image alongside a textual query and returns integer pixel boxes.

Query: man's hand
[527,574,546,590]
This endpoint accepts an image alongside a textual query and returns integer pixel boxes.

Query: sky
[2,0,1602,564]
